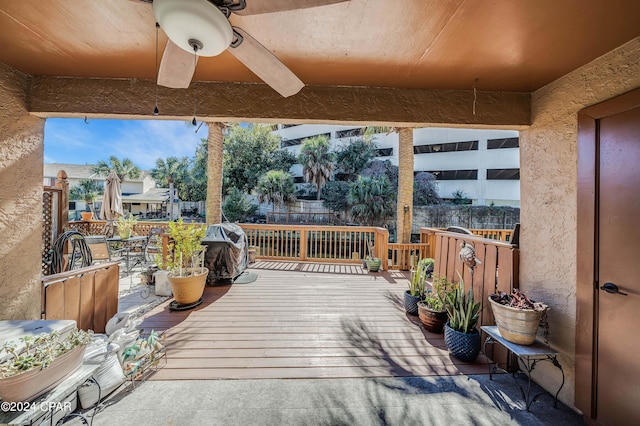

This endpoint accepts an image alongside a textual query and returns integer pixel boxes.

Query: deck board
[140,264,488,381]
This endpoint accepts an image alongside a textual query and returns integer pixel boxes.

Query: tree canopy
[257,170,296,210]
[347,175,395,227]
[223,124,283,193]
[413,172,443,205]
[69,178,103,212]
[334,137,377,181]
[92,156,141,182]
[298,135,335,200]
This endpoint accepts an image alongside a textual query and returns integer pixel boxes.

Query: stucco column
[206,122,225,224]
[0,63,44,319]
[397,128,414,243]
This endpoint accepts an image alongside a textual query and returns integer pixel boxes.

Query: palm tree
[257,170,296,211]
[347,175,395,227]
[70,178,103,213]
[150,157,189,189]
[298,136,335,200]
[92,156,141,183]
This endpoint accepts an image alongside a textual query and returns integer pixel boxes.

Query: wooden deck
[139,262,489,381]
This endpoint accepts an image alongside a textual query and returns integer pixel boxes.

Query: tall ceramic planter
[168,267,208,305]
[404,290,421,316]
[0,344,86,402]
[366,258,381,272]
[444,322,480,362]
[417,302,448,333]
[488,297,543,345]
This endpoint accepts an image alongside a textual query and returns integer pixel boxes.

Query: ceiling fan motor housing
[153,0,233,57]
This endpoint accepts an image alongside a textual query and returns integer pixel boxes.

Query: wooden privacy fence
[70,220,169,237]
[41,262,120,333]
[431,229,519,369]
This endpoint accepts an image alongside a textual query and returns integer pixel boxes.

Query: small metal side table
[481,326,565,411]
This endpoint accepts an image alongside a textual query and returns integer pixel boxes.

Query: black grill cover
[202,223,248,283]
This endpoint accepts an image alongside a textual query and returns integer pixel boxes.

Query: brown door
[596,105,640,424]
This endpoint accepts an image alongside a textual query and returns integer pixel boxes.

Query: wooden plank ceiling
[0,0,639,93]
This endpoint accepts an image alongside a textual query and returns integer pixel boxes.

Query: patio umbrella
[100,171,123,237]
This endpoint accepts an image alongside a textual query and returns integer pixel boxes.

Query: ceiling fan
[137,0,350,97]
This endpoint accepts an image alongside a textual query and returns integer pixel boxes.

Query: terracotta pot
[168,267,209,305]
[488,297,543,345]
[417,302,448,333]
[81,212,93,221]
[0,344,86,402]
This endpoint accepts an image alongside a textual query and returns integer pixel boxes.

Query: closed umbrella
[100,171,123,236]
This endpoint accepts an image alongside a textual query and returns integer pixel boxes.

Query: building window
[69,201,76,210]
[281,132,331,148]
[414,140,478,154]
[335,128,364,138]
[487,137,519,149]
[294,176,305,183]
[423,170,478,180]
[375,148,393,157]
[487,168,520,180]
[281,124,299,129]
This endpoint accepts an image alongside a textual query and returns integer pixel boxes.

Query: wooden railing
[240,224,389,268]
[69,220,169,237]
[41,262,120,333]
[387,243,430,270]
[468,228,514,242]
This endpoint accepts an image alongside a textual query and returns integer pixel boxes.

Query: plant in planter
[116,215,138,239]
[489,289,549,345]
[417,274,453,333]
[165,219,208,306]
[0,329,92,402]
[404,258,432,315]
[444,274,482,362]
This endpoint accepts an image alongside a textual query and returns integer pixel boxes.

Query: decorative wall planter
[417,302,448,333]
[444,322,480,362]
[168,267,208,305]
[488,297,543,345]
[0,344,86,402]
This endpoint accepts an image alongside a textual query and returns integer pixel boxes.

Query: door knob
[600,282,628,296]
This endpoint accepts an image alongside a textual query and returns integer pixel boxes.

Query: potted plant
[488,289,549,345]
[444,273,482,362]
[116,215,138,239]
[404,258,432,315]
[165,219,208,306]
[417,274,452,333]
[0,329,92,402]
[365,256,381,272]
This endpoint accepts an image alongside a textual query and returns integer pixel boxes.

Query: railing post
[55,170,69,235]
[376,228,389,271]
[299,228,308,261]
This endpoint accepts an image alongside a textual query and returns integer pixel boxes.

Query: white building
[43,163,172,219]
[273,125,520,207]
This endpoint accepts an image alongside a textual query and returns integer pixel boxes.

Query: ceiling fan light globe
[153,0,233,57]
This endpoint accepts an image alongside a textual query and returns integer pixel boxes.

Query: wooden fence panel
[42,262,119,333]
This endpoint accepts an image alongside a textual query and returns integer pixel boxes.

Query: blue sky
[44,118,209,170]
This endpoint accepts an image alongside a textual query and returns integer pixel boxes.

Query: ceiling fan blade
[228,27,304,98]
[157,39,198,89]
[233,0,349,16]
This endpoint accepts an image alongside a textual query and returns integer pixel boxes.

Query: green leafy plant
[117,215,138,238]
[0,329,92,378]
[408,258,434,298]
[445,272,482,334]
[164,218,206,277]
[422,274,454,312]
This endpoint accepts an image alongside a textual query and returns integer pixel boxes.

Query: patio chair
[84,235,122,264]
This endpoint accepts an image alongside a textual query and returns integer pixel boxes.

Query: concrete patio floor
[83,263,584,425]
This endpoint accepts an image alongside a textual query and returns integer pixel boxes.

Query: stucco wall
[519,37,640,409]
[0,62,44,319]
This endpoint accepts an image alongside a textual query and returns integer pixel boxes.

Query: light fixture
[432,145,441,152]
[153,0,233,57]
[153,23,160,116]
[192,43,198,126]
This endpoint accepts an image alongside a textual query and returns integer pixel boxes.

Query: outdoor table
[481,325,565,411]
[107,236,148,275]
